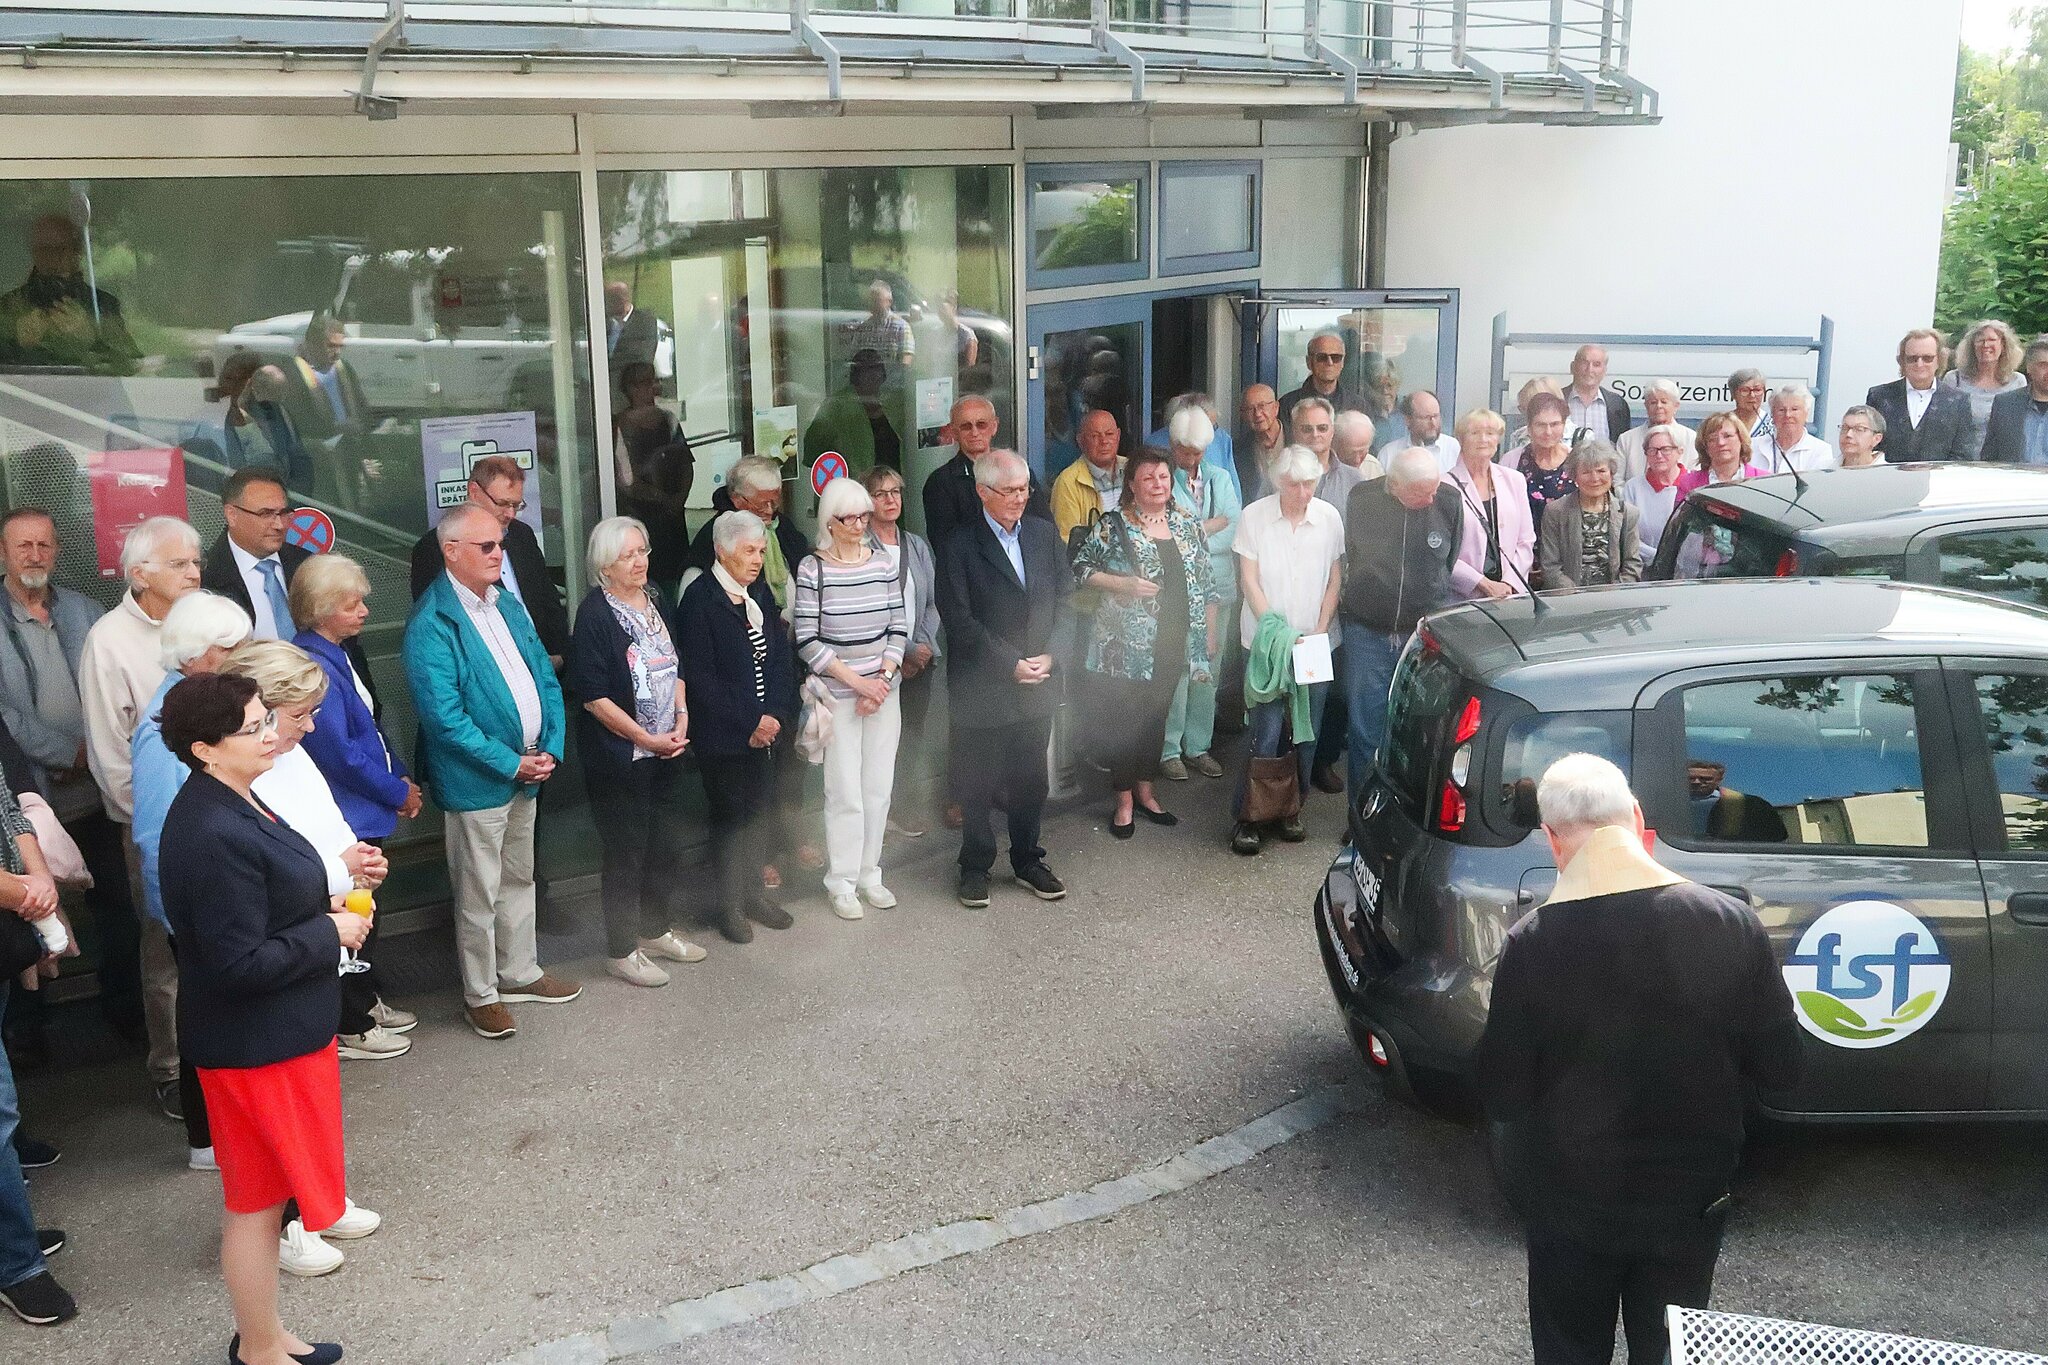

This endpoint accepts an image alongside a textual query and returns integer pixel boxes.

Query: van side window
[1496,712,1631,829]
[1968,674,2048,852]
[1937,529,2048,610]
[1679,674,1927,848]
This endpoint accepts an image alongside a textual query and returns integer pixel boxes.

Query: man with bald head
[922,395,1049,560]
[1239,384,1286,494]
[1566,344,1631,445]
[1050,407,1124,545]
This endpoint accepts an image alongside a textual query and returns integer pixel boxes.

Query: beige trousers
[444,797,541,1007]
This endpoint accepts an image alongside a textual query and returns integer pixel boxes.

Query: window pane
[1939,527,2048,609]
[1969,674,2048,851]
[1663,506,1795,580]
[1161,168,1254,262]
[1031,176,1140,273]
[1680,674,1927,848]
[1274,305,1440,453]
[1495,711,1631,829]
[1381,640,1464,820]
[1042,322,1140,480]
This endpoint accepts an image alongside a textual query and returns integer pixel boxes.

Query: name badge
[1426,531,1446,550]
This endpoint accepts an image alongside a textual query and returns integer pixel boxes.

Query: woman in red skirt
[158,673,372,1365]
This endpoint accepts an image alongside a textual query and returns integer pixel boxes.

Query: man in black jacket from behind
[1475,753,1802,1365]
[408,456,569,666]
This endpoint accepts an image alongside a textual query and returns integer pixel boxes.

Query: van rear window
[1381,640,1464,819]
[1494,712,1632,830]
[1663,504,1797,580]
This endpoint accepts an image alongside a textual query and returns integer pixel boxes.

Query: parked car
[1317,577,2048,1121]
[1648,463,2048,610]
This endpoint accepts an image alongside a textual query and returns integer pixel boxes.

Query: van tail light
[1704,500,1741,522]
[1773,548,1799,577]
[1452,697,1482,745]
[1438,781,1468,831]
[1439,696,1481,833]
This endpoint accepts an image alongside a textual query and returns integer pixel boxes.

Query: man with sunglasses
[409,455,569,669]
[1277,329,1368,435]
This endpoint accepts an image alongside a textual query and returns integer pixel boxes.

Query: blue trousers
[0,983,44,1290]
[1342,624,1405,797]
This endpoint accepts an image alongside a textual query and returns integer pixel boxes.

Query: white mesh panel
[1670,1308,2048,1365]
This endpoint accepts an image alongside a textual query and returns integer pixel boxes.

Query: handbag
[1241,755,1304,825]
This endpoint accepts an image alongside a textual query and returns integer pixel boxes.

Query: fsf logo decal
[1782,900,1951,1049]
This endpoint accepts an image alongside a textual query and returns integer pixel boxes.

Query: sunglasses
[457,539,503,555]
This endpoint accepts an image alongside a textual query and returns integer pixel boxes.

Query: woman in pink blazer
[1444,408,1537,599]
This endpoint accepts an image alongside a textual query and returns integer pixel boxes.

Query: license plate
[1350,855,1383,918]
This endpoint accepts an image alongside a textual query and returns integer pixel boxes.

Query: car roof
[1692,463,2048,542]
[1427,579,2048,702]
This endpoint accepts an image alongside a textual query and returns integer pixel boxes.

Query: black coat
[936,513,1067,730]
[563,584,680,782]
[675,571,797,757]
[203,533,377,702]
[1865,379,1976,463]
[409,515,569,660]
[685,485,810,583]
[1979,386,2045,465]
[161,772,342,1071]
[919,454,1052,566]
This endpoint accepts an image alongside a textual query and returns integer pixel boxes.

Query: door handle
[2010,893,2048,926]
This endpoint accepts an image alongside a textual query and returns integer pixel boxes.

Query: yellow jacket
[1051,455,1120,545]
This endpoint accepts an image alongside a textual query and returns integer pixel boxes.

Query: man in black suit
[409,455,569,666]
[1564,344,1632,446]
[202,467,310,642]
[936,450,1069,910]
[1980,334,2048,465]
[1277,329,1367,435]
[603,283,661,404]
[922,395,1049,556]
[1476,753,1801,1365]
[1865,328,1975,463]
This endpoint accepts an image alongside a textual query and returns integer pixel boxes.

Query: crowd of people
[0,314,2035,1353]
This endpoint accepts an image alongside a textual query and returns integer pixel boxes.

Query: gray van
[1317,577,2048,1121]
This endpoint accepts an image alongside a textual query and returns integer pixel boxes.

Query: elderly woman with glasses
[1615,380,1694,483]
[1944,319,2026,458]
[793,478,908,921]
[861,466,941,838]
[565,516,704,987]
[1538,440,1642,591]
[1836,405,1888,468]
[1623,423,1689,564]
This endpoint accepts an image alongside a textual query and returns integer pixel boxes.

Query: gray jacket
[1539,494,1642,591]
[867,527,942,654]
[0,582,105,779]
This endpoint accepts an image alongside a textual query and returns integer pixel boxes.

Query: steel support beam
[353,0,404,120]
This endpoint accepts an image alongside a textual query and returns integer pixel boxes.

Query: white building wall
[1385,0,1964,418]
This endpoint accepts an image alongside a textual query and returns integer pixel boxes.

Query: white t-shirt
[1234,495,1346,648]
[1623,476,1681,566]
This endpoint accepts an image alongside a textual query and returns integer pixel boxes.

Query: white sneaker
[323,1198,380,1240]
[858,882,897,910]
[337,1025,413,1061]
[279,1220,344,1277]
[187,1145,218,1172]
[637,931,707,964]
[369,999,418,1034]
[829,891,864,920]
[607,951,671,988]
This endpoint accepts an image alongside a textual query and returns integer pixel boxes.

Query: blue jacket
[564,584,680,783]
[130,672,185,930]
[675,571,797,757]
[402,572,565,813]
[0,583,103,783]
[294,629,410,839]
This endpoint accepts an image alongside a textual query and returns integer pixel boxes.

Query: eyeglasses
[457,539,503,555]
[475,485,528,513]
[229,504,289,522]
[990,484,1030,498]
[229,709,280,740]
[833,512,872,525]
[1839,422,1876,435]
[871,488,904,500]
[151,557,203,574]
[615,546,651,561]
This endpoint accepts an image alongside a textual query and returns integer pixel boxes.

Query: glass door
[1026,295,1148,483]
[1245,288,1461,450]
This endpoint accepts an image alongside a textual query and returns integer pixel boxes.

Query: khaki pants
[123,832,180,1085]
[444,797,541,1008]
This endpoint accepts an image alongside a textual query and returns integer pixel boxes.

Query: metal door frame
[1244,287,1463,416]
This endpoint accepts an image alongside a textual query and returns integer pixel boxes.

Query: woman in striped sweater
[792,478,909,921]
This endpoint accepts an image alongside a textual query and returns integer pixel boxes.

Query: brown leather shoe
[466,1003,516,1040]
[499,972,581,1005]
[942,803,964,830]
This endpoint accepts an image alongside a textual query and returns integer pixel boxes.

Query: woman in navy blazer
[159,672,370,1365]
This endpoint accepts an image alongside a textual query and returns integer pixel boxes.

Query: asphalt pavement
[11,761,2048,1363]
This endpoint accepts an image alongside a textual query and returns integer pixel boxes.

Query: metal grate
[1670,1309,2048,1365]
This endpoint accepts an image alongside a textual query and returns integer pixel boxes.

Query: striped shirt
[792,551,908,700]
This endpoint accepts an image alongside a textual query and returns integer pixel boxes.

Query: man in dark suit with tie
[201,467,309,642]
[1980,335,2048,465]
[1865,328,1975,462]
[936,449,1069,910]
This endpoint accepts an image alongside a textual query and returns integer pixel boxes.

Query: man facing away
[1475,752,1801,1365]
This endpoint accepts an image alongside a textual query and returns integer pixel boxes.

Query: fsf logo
[1781,900,1951,1050]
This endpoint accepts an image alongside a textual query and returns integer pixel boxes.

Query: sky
[1961,0,2038,54]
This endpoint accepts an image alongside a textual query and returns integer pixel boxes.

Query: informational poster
[89,447,188,580]
[915,376,955,451]
[419,411,541,536]
[753,405,798,474]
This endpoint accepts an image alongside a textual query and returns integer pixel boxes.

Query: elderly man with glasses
[1278,330,1368,434]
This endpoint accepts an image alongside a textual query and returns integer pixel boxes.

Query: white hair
[1384,444,1442,488]
[120,516,199,581]
[1644,378,1680,402]
[974,449,1029,489]
[1537,753,1636,833]
[437,502,495,545]
[586,515,649,583]
[1167,404,1216,452]
[159,590,252,672]
[1769,384,1814,420]
[1642,422,1690,455]
[1290,395,1336,429]
[712,510,767,555]
[1333,410,1377,447]
[1567,438,1622,480]
[813,477,875,548]
[1268,444,1323,486]
[727,455,783,498]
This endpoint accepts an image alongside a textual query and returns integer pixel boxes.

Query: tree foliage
[1939,35,2048,337]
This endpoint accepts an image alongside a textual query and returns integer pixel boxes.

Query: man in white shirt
[1399,390,1462,473]
[1615,380,1696,483]
[1752,385,1837,474]
[201,466,303,642]
[1565,344,1631,446]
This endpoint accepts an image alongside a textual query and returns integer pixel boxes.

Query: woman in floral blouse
[1071,446,1212,839]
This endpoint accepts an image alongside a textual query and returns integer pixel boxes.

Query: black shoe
[0,1270,76,1325]
[745,898,794,931]
[1311,765,1345,795]
[153,1079,184,1122]
[716,907,754,944]
[1109,818,1134,841]
[1275,816,1307,843]
[1135,805,1178,827]
[231,1333,343,1365]
[14,1135,58,1170]
[1014,863,1067,901]
[36,1229,63,1258]
[1230,822,1264,856]
[957,870,991,908]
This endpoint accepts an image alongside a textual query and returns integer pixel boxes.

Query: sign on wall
[419,410,541,536]
[89,447,187,579]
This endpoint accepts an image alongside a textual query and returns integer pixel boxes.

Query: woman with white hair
[564,516,704,986]
[1615,380,1694,483]
[1446,408,1536,601]
[792,477,908,921]
[678,511,799,945]
[1622,423,1688,564]
[1161,401,1237,783]
[1751,385,1835,473]
[1538,440,1642,591]
[1727,367,1770,441]
[1944,318,2025,458]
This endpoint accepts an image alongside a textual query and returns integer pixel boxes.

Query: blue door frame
[1026,294,1152,482]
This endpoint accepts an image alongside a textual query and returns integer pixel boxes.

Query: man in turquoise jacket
[403,503,579,1041]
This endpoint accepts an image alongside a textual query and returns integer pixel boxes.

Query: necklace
[822,542,870,566]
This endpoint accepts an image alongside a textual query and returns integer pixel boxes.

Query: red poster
[89,448,189,579]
